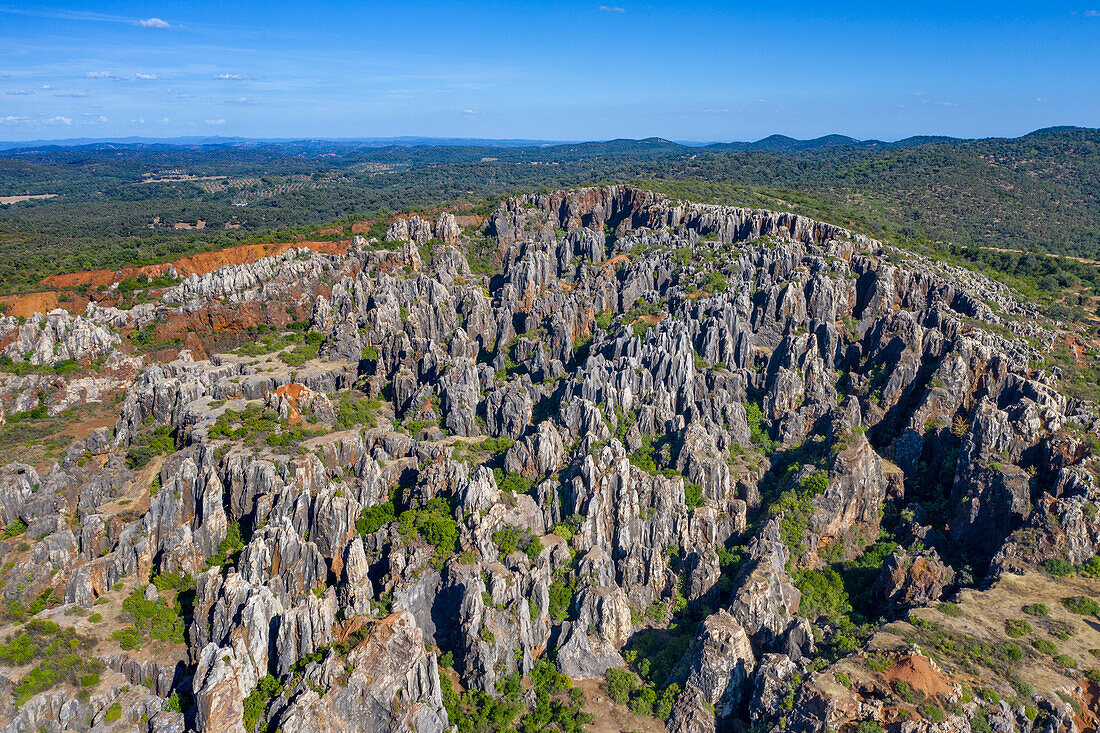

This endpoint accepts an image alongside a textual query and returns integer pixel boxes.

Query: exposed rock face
[668,611,756,733]
[809,435,891,558]
[875,548,954,612]
[0,309,119,366]
[274,611,449,733]
[728,520,801,649]
[0,185,1095,733]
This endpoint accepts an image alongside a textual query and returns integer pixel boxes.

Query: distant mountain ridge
[1,126,1092,153]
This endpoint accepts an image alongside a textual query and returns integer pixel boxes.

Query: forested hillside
[0,127,1097,294]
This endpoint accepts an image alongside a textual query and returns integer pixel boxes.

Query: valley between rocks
[0,185,1097,732]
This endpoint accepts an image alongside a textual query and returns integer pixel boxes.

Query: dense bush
[356,501,396,536]
[492,525,543,562]
[441,658,591,733]
[1062,595,1100,616]
[243,674,281,731]
[493,469,533,497]
[396,497,458,567]
[126,426,175,469]
[0,621,103,707]
[1041,558,1075,577]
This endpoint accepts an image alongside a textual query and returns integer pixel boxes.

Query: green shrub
[794,567,851,622]
[206,522,244,568]
[111,626,142,650]
[396,497,458,567]
[892,680,920,704]
[0,622,104,707]
[151,571,195,592]
[866,652,892,672]
[1041,558,1075,577]
[1031,638,1057,655]
[628,435,658,474]
[242,674,281,731]
[126,427,175,469]
[854,724,885,733]
[549,522,575,541]
[744,401,779,454]
[937,601,962,617]
[491,525,542,562]
[603,668,636,705]
[1023,603,1048,617]
[684,483,704,509]
[356,501,395,536]
[1062,595,1100,616]
[493,469,533,497]
[121,586,186,644]
[1,518,27,539]
[104,702,122,722]
[1004,619,1032,638]
[333,396,378,430]
[1049,619,1075,640]
[548,579,574,622]
[278,332,323,367]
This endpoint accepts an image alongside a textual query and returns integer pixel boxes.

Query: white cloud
[2,115,30,124]
[131,117,146,124]
[46,115,72,125]
[214,73,244,80]
[159,116,171,124]
[205,118,226,125]
[54,91,88,97]
[5,90,31,95]
[40,84,52,90]
[136,17,171,28]
[98,115,108,122]
[599,5,626,12]
[135,73,157,80]
[463,108,478,116]
[1084,9,1100,16]
[85,71,117,79]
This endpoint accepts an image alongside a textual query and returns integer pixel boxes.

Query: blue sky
[1,1,1098,142]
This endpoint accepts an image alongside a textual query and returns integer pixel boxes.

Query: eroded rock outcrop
[0,185,1095,733]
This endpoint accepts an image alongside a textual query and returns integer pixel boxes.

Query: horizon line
[0,125,1093,151]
